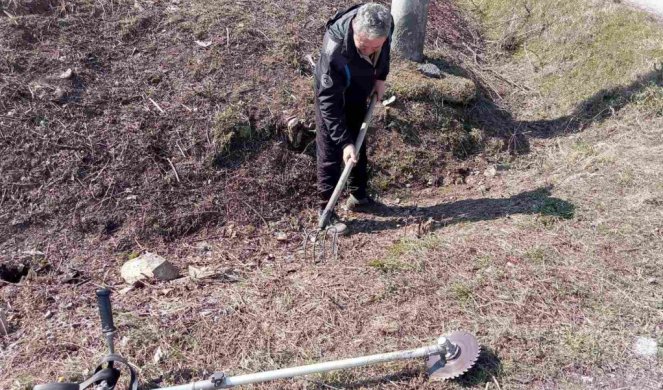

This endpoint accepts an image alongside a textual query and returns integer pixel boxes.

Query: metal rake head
[302,228,340,263]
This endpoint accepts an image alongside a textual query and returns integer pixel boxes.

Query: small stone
[197,241,212,253]
[275,232,288,241]
[417,63,442,78]
[647,277,657,285]
[484,166,498,177]
[120,253,180,284]
[633,337,658,357]
[59,68,73,79]
[153,346,164,363]
[43,311,54,319]
[194,40,212,48]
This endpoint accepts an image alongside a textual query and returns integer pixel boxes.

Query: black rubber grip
[96,288,116,333]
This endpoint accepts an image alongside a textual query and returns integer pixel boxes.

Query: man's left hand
[372,80,386,101]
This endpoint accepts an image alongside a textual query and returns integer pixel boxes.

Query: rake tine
[307,225,343,263]
[302,229,314,259]
[331,230,339,260]
[313,230,326,263]
[319,231,327,262]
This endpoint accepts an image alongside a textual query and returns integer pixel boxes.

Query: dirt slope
[1,0,663,389]
[0,0,488,261]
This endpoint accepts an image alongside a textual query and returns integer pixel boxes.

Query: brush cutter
[34,289,481,389]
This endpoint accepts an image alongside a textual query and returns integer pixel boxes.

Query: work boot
[319,210,349,236]
[344,194,373,212]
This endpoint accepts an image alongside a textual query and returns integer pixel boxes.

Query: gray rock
[120,253,180,284]
[484,166,498,177]
[633,337,658,357]
[153,346,165,364]
[59,68,73,79]
[417,63,442,78]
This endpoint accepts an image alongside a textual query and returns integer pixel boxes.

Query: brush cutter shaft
[162,342,446,389]
[319,95,378,230]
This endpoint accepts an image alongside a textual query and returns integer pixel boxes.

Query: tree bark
[391,0,430,62]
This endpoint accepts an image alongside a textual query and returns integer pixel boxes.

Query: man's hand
[372,80,386,101]
[343,144,358,166]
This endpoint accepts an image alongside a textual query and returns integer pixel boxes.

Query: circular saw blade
[426,331,480,381]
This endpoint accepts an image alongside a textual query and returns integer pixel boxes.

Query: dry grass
[457,0,663,115]
[2,0,663,389]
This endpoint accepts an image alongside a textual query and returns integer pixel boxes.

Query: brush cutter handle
[96,288,116,334]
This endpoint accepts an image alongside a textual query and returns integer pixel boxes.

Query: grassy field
[1,0,662,389]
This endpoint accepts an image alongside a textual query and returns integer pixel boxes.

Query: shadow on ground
[310,368,422,389]
[466,67,663,151]
[457,347,503,387]
[352,186,574,234]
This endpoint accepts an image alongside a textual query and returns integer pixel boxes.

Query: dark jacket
[314,4,393,148]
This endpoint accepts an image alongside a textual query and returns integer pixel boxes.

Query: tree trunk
[391,0,430,62]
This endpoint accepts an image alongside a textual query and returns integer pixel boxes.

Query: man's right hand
[343,144,358,166]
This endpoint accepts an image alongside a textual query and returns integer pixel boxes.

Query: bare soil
[1,0,662,389]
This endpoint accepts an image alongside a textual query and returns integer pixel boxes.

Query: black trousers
[315,100,368,210]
